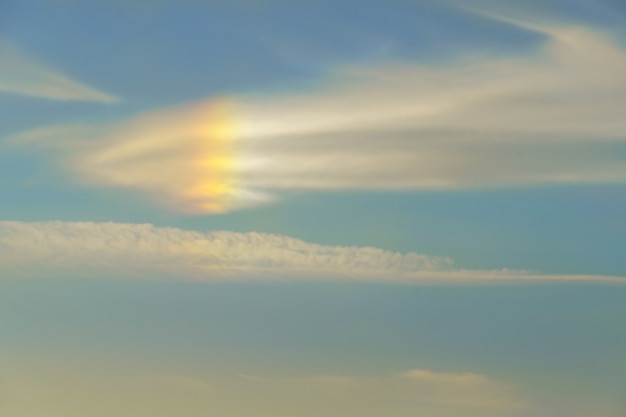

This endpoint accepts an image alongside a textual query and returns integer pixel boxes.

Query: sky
[0,0,625,416]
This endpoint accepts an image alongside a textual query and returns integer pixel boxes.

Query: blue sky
[1,0,625,416]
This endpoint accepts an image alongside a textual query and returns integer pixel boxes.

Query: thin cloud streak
[0,221,623,284]
[0,41,118,103]
[232,368,528,411]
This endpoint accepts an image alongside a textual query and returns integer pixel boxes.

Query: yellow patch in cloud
[182,99,238,214]
[38,98,253,214]
[9,18,626,213]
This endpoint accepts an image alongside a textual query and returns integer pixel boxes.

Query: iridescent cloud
[10,18,626,212]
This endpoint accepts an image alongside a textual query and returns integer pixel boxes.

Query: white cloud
[0,221,623,284]
[234,22,626,191]
[9,18,626,213]
[0,41,118,103]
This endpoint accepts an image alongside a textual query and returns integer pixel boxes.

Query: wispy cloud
[0,221,623,284]
[234,20,626,190]
[1,363,527,417]
[0,41,118,103]
[10,17,626,212]
[231,368,528,413]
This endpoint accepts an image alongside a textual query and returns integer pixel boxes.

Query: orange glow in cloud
[182,99,237,214]
[74,97,244,214]
[20,21,626,215]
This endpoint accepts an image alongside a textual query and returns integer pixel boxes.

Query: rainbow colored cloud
[10,19,626,214]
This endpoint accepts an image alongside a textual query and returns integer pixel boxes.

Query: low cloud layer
[9,17,626,212]
[0,221,622,284]
[234,369,527,411]
[1,364,526,417]
[0,40,118,103]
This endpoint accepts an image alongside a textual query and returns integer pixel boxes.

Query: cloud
[8,99,257,213]
[9,18,626,212]
[0,41,118,103]
[1,363,527,417]
[0,220,623,284]
[230,368,528,414]
[233,22,626,190]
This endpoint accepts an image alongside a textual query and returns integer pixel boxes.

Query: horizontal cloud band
[1,364,526,417]
[0,221,623,284]
[10,18,626,213]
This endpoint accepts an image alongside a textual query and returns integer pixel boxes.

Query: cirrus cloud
[0,40,118,103]
[8,18,626,213]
